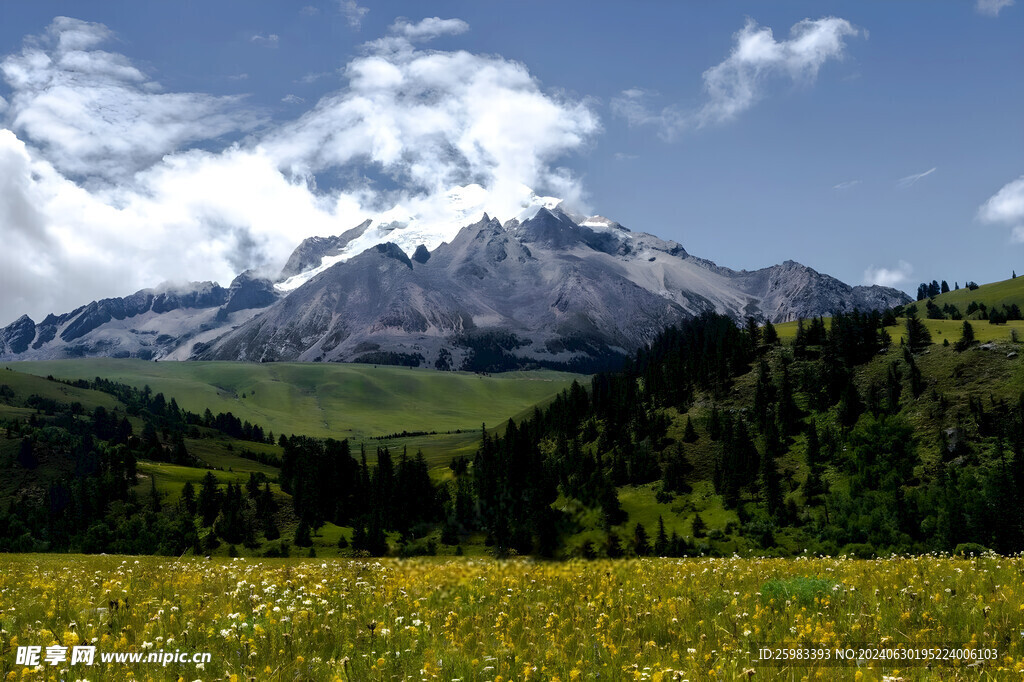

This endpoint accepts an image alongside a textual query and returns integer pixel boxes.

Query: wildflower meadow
[1,553,1021,681]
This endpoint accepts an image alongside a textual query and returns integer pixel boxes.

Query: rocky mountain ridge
[0,207,910,370]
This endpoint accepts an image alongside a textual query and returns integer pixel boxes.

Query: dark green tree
[905,311,932,352]
[682,416,698,443]
[632,522,651,556]
[954,320,976,352]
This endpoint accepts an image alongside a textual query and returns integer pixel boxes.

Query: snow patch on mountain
[275,184,562,292]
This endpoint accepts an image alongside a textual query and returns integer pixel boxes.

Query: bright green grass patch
[134,461,284,502]
[10,359,583,439]
[760,576,836,607]
[885,318,1024,345]
[775,317,1024,345]
[360,430,482,469]
[0,366,121,411]
[613,480,736,539]
[184,438,281,477]
[905,274,1024,316]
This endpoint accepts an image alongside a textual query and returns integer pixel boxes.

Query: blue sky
[0,1,1021,322]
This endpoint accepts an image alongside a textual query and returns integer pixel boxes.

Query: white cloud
[833,179,861,190]
[262,27,598,209]
[297,71,333,84]
[300,6,320,17]
[390,17,469,42]
[896,167,936,188]
[864,260,913,288]
[339,1,369,29]
[281,94,305,104]
[250,33,280,47]
[978,176,1024,241]
[613,16,860,138]
[976,0,1015,16]
[0,16,599,323]
[609,88,685,134]
[1,17,262,182]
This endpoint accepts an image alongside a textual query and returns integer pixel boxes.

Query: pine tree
[294,520,312,547]
[708,406,722,441]
[745,317,761,347]
[777,361,800,436]
[198,472,221,526]
[682,416,698,443]
[760,414,784,518]
[803,422,825,504]
[691,512,706,538]
[654,516,669,555]
[954,320,976,352]
[838,380,863,427]
[632,523,651,556]
[181,480,197,516]
[149,475,161,512]
[905,311,932,352]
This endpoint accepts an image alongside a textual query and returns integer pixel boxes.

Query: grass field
[0,367,122,412]
[776,274,1024,345]
[776,316,1024,346]
[904,274,1024,316]
[9,360,582,439]
[0,553,1019,681]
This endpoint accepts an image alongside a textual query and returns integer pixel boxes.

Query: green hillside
[906,274,1024,315]
[777,275,1024,344]
[10,359,581,439]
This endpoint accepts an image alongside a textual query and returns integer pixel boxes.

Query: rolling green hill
[777,275,1024,344]
[779,317,1024,345]
[10,360,582,439]
[906,274,1024,315]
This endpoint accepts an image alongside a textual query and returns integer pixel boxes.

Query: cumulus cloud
[390,17,469,41]
[0,17,263,182]
[896,167,936,188]
[262,27,597,208]
[339,1,369,29]
[864,260,913,288]
[978,175,1024,241]
[613,16,860,138]
[0,16,599,323]
[976,0,1015,16]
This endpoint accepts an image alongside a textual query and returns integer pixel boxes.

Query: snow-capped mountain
[0,200,910,369]
[276,184,562,292]
[0,272,279,361]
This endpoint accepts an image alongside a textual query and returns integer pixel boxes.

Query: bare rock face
[277,219,372,281]
[193,211,908,371]
[1,208,909,369]
[0,275,279,361]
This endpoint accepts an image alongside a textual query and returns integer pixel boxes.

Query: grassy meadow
[1,553,1021,681]
[777,274,1024,345]
[8,359,581,440]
